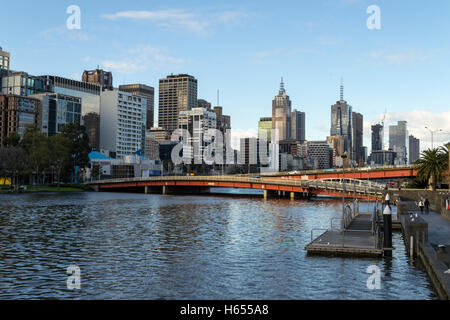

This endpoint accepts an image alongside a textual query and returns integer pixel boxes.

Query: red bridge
[88,175,387,201]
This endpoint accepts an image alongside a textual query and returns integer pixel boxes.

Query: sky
[2,0,450,152]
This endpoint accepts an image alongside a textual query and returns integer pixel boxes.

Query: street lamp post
[425,126,442,149]
[341,154,348,231]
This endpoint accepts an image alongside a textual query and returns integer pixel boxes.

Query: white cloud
[40,25,90,42]
[369,49,429,65]
[101,9,249,34]
[101,45,190,74]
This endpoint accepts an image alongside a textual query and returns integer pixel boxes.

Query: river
[0,191,438,299]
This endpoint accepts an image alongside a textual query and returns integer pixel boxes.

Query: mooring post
[410,235,414,259]
[383,202,393,257]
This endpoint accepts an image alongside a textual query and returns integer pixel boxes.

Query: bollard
[383,205,393,257]
[410,235,414,259]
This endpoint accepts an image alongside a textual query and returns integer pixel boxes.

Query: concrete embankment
[395,192,450,300]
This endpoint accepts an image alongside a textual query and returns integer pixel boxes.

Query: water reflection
[0,192,438,300]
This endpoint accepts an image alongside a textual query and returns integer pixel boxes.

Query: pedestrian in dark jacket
[424,199,430,214]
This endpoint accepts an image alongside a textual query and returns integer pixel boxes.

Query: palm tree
[415,148,447,190]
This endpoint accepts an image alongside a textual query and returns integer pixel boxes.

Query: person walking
[418,199,424,214]
[424,198,430,214]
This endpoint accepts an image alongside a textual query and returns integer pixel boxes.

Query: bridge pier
[263,190,278,200]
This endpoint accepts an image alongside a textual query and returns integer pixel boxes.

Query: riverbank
[0,185,89,193]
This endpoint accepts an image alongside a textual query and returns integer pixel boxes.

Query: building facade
[0,47,10,71]
[82,69,113,91]
[100,89,147,159]
[30,93,81,136]
[291,109,305,142]
[41,75,102,150]
[389,120,408,165]
[330,82,352,158]
[371,123,384,152]
[258,117,272,142]
[119,84,155,130]
[178,107,217,164]
[370,150,396,166]
[272,79,292,141]
[409,135,420,164]
[352,112,363,164]
[145,133,160,161]
[158,74,198,132]
[1,72,50,96]
[0,94,40,145]
[308,141,333,170]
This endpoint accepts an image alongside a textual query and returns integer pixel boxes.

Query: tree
[4,132,21,147]
[0,147,28,190]
[20,124,49,185]
[415,148,448,190]
[48,134,71,188]
[61,123,91,182]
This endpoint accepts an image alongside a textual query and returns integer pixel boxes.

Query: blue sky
[2,0,450,151]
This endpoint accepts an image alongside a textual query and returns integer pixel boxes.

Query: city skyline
[2,1,450,152]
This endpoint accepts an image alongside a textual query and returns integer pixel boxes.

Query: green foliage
[61,123,91,168]
[4,132,21,147]
[414,147,448,190]
[49,134,71,187]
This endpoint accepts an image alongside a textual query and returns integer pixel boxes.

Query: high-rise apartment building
[272,79,292,141]
[291,109,306,142]
[330,82,352,158]
[82,69,113,91]
[30,93,82,136]
[389,120,408,165]
[258,117,272,142]
[409,135,420,164]
[0,47,10,71]
[0,94,40,145]
[100,89,147,159]
[158,74,198,132]
[119,84,155,130]
[371,123,384,151]
[352,112,363,164]
[178,107,217,164]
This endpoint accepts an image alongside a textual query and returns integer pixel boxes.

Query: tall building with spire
[330,79,353,159]
[272,78,292,141]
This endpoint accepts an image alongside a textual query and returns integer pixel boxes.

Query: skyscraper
[272,78,291,141]
[389,120,408,165]
[119,84,155,130]
[158,74,198,132]
[409,135,420,164]
[371,123,384,152]
[291,109,306,142]
[330,81,352,158]
[352,112,363,163]
[82,69,113,91]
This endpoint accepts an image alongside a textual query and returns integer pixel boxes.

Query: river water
[0,191,438,299]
